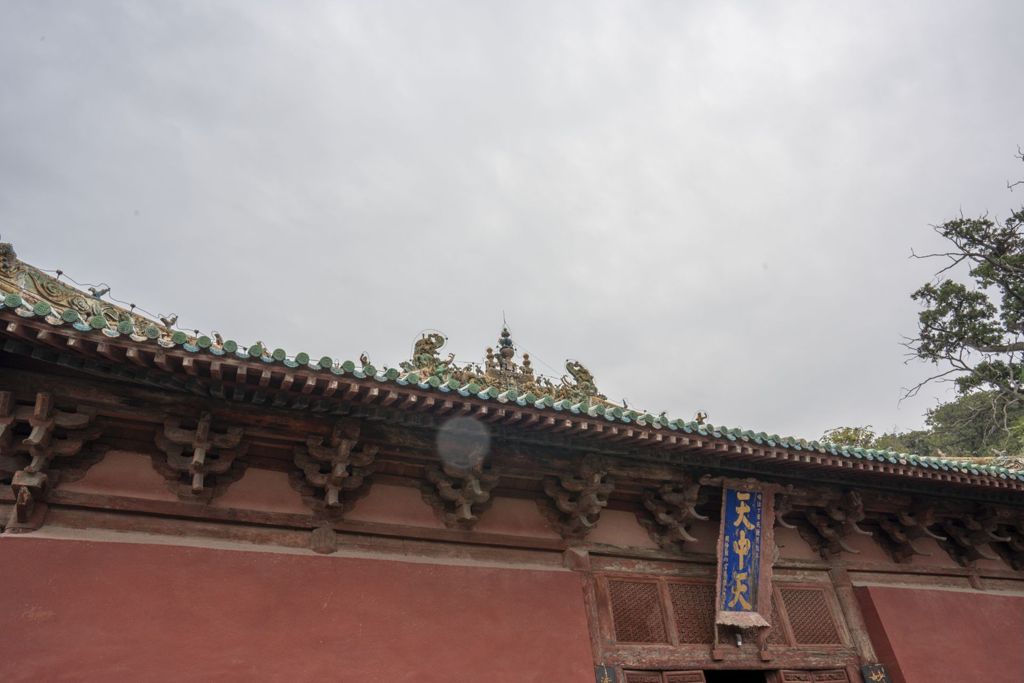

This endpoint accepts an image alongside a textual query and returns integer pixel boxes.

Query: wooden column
[828,566,877,663]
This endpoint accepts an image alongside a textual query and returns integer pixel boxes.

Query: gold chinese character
[733,528,751,570]
[868,670,886,682]
[733,492,755,530]
[728,572,752,610]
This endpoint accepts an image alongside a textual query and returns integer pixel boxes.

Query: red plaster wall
[856,585,1024,683]
[0,537,595,683]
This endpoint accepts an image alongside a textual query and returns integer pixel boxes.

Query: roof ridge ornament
[0,241,171,339]
[399,327,614,408]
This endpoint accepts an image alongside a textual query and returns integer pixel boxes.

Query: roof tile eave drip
[1,296,1022,488]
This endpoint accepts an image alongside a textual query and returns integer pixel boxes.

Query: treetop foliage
[901,150,1024,459]
[826,151,1024,464]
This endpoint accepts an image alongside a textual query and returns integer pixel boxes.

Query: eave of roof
[1,291,1022,490]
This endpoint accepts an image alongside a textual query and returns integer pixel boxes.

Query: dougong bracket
[874,502,944,563]
[539,455,613,540]
[937,507,1006,565]
[0,391,102,528]
[153,412,246,502]
[291,421,377,520]
[638,476,709,551]
[798,490,872,558]
[421,444,498,530]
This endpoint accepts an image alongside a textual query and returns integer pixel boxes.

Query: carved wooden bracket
[873,502,945,563]
[290,421,377,520]
[0,391,102,527]
[936,507,1005,565]
[637,476,709,551]
[774,492,799,530]
[421,441,498,529]
[798,490,872,558]
[994,515,1024,570]
[153,412,246,502]
[539,455,613,540]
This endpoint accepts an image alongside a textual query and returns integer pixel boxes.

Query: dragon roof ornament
[399,327,616,409]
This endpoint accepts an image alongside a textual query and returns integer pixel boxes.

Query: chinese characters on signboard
[717,486,767,625]
[720,487,763,613]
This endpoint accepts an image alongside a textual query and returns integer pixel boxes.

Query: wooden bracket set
[153,412,247,502]
[0,391,101,529]
[539,454,614,539]
[291,420,378,520]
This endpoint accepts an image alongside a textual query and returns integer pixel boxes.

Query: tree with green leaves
[820,425,879,449]
[907,149,1024,456]
[820,424,933,455]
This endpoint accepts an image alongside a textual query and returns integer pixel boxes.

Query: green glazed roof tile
[4,255,1023,487]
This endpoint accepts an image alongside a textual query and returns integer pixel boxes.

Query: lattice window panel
[608,579,668,643]
[765,593,789,645]
[623,672,663,683]
[664,672,706,683]
[779,672,815,682]
[780,671,849,682]
[779,587,841,645]
[666,581,716,644]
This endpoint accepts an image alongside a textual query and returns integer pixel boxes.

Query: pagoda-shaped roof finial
[398,324,613,409]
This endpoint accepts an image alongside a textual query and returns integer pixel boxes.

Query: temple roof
[1,241,1022,487]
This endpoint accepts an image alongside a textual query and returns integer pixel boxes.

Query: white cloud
[2,1,1022,438]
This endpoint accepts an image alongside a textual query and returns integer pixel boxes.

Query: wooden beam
[152,351,174,372]
[323,380,339,398]
[95,343,122,363]
[125,348,149,368]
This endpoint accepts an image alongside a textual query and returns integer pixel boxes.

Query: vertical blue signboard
[718,487,764,614]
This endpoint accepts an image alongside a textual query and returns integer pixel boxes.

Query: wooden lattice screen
[623,672,706,683]
[765,593,789,645]
[663,672,707,683]
[778,587,842,645]
[605,576,846,649]
[666,581,716,644]
[778,670,850,682]
[622,673,664,683]
[608,579,668,643]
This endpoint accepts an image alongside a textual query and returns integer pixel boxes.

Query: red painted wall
[856,585,1024,683]
[0,537,595,682]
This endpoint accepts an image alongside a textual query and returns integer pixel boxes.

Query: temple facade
[0,242,1021,682]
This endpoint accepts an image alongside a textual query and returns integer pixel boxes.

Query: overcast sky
[2,2,1023,440]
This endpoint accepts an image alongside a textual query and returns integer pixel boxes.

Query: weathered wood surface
[4,316,1024,500]
[2,358,1024,571]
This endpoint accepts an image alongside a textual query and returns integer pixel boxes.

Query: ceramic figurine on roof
[400,326,614,408]
[400,332,455,378]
